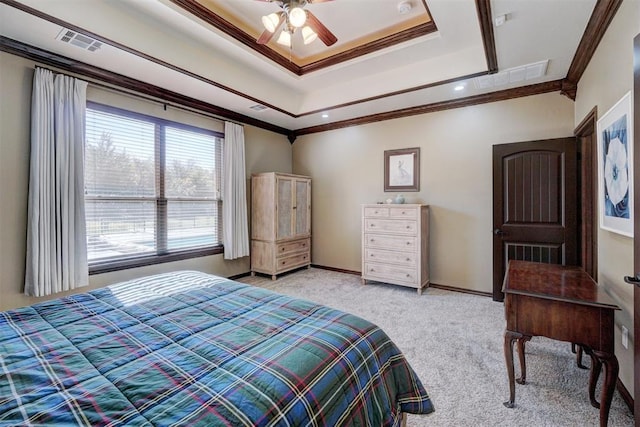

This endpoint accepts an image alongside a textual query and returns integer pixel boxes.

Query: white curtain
[222,121,250,259]
[25,68,88,297]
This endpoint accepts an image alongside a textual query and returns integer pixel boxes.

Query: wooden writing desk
[502,260,620,427]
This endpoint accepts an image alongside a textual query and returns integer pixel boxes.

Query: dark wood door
[492,138,578,301]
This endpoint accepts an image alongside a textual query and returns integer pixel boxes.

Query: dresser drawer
[365,219,417,234]
[276,252,310,272]
[277,238,310,257]
[364,262,418,286]
[363,206,389,218]
[365,248,416,266]
[389,207,418,219]
[364,233,417,251]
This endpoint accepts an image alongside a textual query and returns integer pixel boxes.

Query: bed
[0,270,434,426]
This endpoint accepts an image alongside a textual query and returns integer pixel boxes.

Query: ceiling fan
[255,0,338,48]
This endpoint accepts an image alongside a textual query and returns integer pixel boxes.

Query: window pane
[167,201,219,250]
[86,200,156,261]
[85,109,156,197]
[165,127,220,199]
[85,104,223,268]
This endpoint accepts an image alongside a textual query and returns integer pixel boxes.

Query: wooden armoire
[250,172,311,279]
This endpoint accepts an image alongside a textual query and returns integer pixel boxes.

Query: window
[85,102,223,272]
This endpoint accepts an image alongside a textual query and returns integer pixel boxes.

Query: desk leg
[572,343,589,369]
[593,351,619,427]
[516,335,531,384]
[504,329,523,408]
[583,347,602,409]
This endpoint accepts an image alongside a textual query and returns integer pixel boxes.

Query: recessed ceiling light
[322,113,329,118]
[454,84,465,91]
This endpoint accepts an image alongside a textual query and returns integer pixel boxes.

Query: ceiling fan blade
[257,13,285,44]
[305,10,337,46]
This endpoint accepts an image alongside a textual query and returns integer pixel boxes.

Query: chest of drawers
[361,204,430,294]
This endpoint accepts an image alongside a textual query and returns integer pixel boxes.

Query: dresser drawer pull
[406,242,411,245]
[370,224,375,227]
[406,257,411,261]
[406,274,411,278]
[406,225,410,229]
[370,239,375,243]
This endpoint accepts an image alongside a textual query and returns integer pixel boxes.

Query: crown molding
[0,35,291,136]
[294,80,564,136]
[563,0,623,98]
[168,0,438,76]
[0,0,622,140]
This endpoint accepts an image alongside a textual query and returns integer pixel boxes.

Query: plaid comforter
[0,271,433,426]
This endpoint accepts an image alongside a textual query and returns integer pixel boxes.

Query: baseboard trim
[229,272,252,280]
[429,283,493,298]
[616,379,634,414]
[311,264,360,276]
[311,265,495,298]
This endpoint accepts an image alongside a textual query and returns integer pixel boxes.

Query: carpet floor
[237,267,634,426]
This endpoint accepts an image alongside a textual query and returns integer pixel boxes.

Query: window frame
[85,102,224,275]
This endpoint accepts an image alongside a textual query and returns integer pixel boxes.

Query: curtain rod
[34,65,244,128]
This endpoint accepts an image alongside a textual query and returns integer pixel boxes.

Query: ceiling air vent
[249,104,268,112]
[56,29,102,52]
[474,60,549,89]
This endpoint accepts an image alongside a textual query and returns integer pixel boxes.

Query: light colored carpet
[237,267,634,426]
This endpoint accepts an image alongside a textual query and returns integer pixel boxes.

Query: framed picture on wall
[384,147,420,192]
[597,91,634,237]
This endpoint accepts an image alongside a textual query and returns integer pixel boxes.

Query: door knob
[624,274,640,287]
[494,229,506,235]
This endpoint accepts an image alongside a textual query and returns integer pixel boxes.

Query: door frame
[574,107,598,279]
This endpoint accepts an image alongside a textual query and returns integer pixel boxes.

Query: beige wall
[574,0,640,396]
[0,52,292,311]
[293,92,575,293]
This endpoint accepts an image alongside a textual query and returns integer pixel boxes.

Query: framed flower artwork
[597,91,633,237]
[384,147,420,192]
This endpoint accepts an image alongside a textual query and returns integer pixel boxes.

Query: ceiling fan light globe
[276,30,292,47]
[262,13,280,32]
[289,7,307,28]
[302,26,317,45]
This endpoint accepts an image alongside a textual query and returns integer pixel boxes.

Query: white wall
[574,0,640,397]
[293,92,575,294]
[0,52,292,311]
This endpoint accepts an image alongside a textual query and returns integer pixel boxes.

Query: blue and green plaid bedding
[0,271,433,426]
